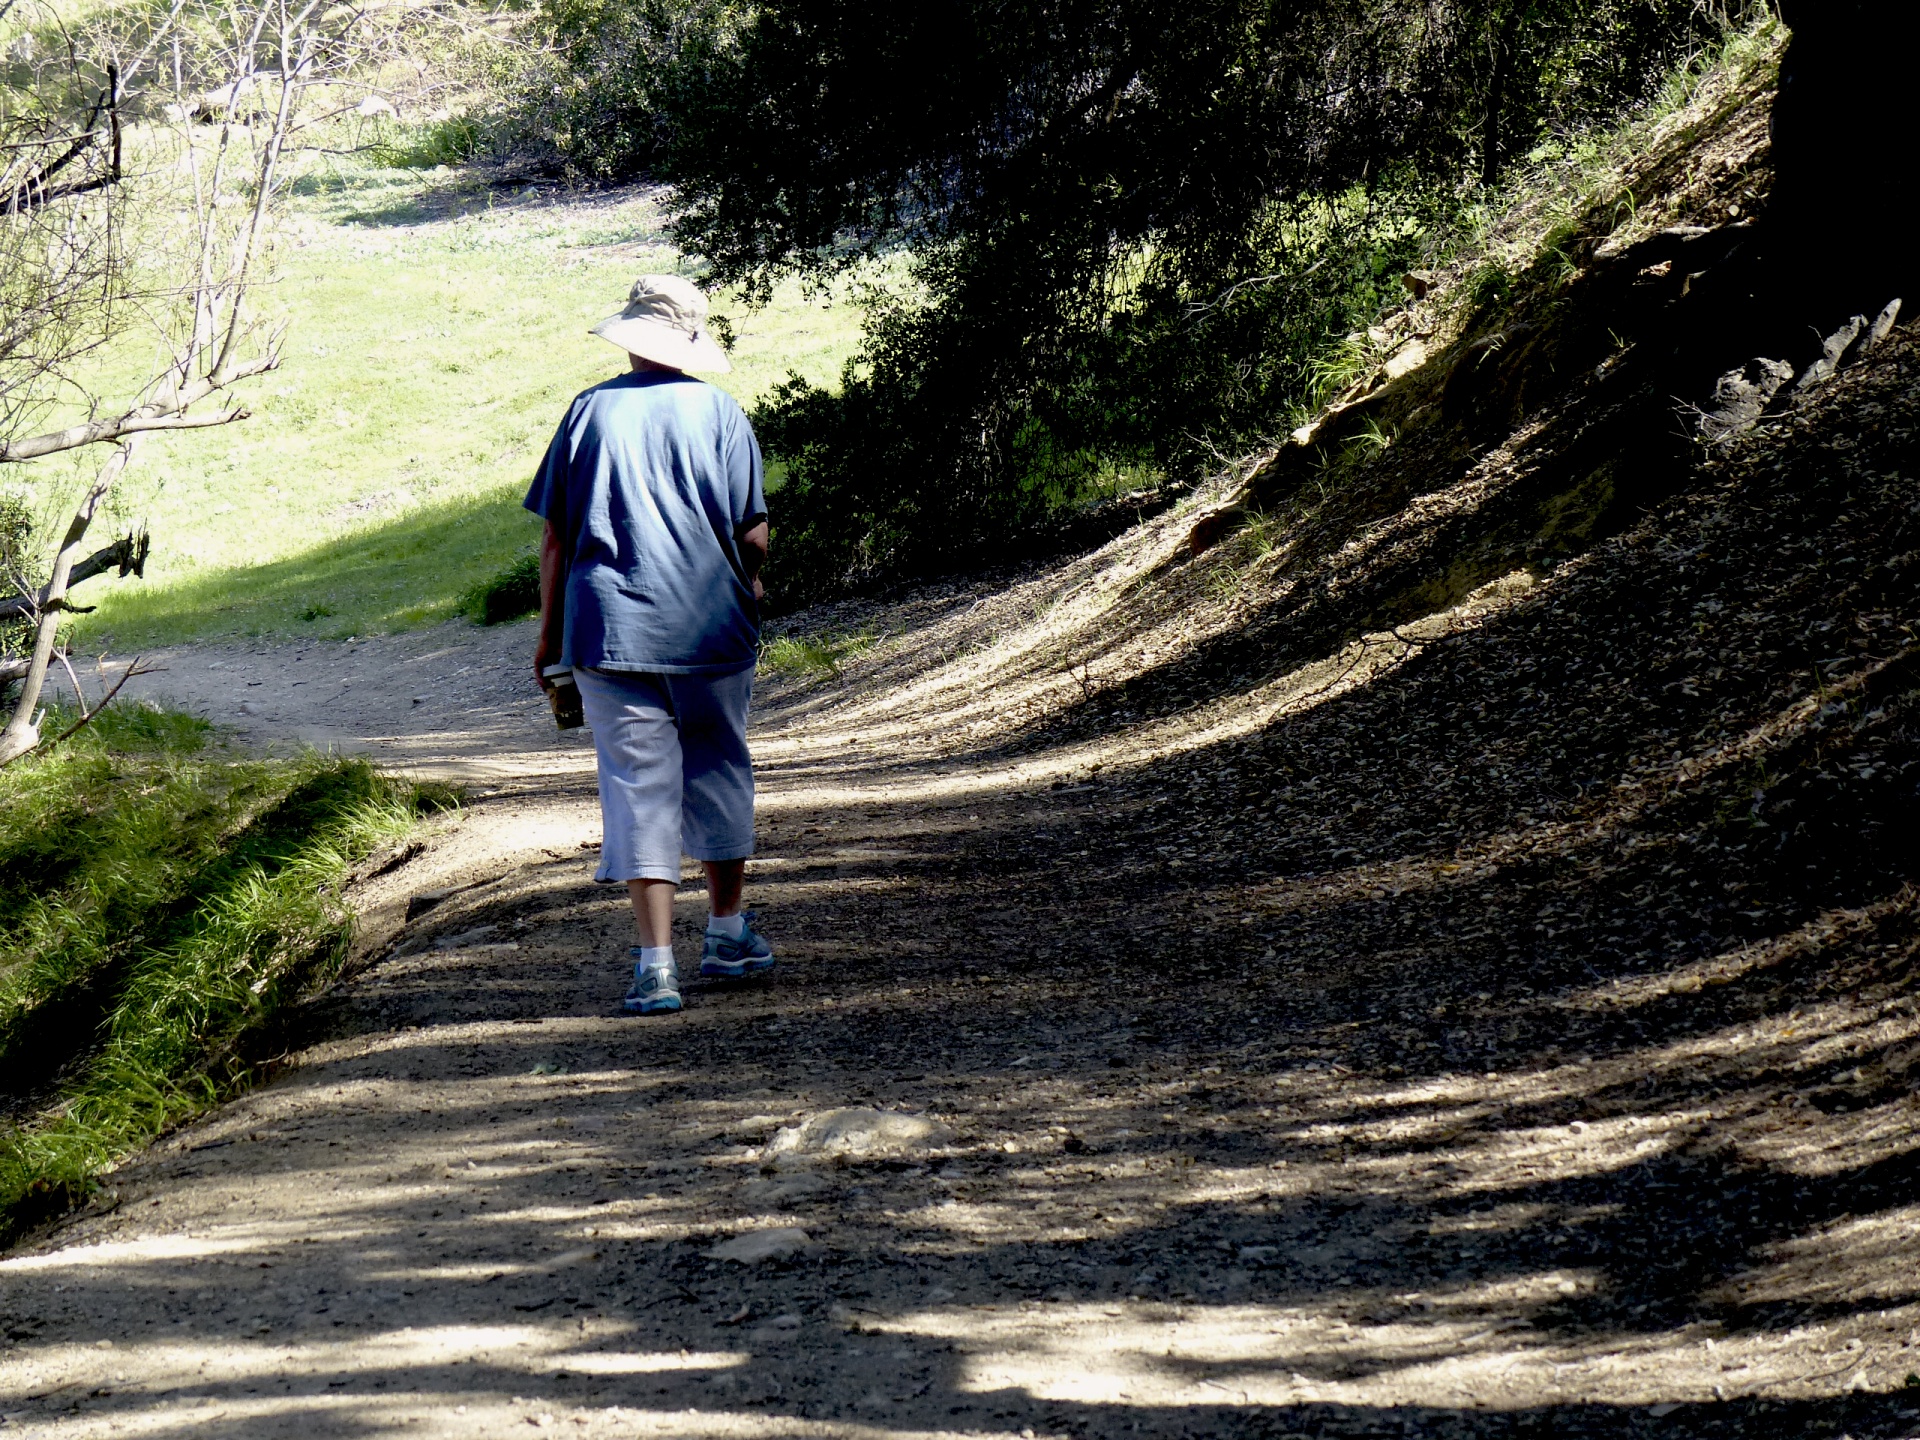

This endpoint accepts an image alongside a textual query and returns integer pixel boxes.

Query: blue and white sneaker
[622,951,682,1014]
[699,912,775,979]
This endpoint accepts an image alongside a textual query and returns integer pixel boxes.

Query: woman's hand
[533,632,556,693]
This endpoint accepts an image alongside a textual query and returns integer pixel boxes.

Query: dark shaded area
[1766,0,1920,329]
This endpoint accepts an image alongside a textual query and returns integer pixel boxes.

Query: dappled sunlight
[753,568,1549,816]
[1717,1208,1920,1309]
[15,299,1920,1440]
[862,1291,1911,1410]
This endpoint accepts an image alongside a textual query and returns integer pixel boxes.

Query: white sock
[636,945,675,972]
[706,912,746,939]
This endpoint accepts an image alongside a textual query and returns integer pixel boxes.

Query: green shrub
[462,553,541,625]
[559,0,1749,600]
[366,115,485,170]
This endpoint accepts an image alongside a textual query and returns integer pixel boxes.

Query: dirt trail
[1,571,1915,1439]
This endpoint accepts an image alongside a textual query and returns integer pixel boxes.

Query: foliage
[366,115,486,170]
[508,0,1757,598]
[502,0,745,182]
[462,551,541,625]
[0,707,445,1241]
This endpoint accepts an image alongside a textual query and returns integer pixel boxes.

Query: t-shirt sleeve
[726,405,768,533]
[523,410,573,528]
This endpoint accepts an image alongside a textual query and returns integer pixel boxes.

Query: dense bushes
[506,0,743,183]
[510,0,1755,598]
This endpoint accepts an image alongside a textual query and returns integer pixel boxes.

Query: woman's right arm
[532,519,568,690]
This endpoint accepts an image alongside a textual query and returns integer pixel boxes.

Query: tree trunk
[0,440,138,766]
[0,531,148,622]
[1481,5,1524,187]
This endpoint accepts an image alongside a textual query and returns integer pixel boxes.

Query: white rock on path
[764,1107,952,1159]
[708,1227,811,1264]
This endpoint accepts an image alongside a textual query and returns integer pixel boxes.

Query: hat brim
[590,313,733,373]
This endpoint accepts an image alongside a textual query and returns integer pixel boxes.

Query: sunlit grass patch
[43,147,873,649]
[759,628,877,679]
[0,705,453,1243]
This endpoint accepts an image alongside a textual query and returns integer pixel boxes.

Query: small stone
[708,1227,810,1264]
[743,1172,833,1205]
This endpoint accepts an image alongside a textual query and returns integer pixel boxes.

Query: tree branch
[0,439,140,765]
[0,405,252,462]
[0,531,148,621]
[0,653,55,684]
[0,350,275,463]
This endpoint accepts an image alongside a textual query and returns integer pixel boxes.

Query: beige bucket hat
[589,274,732,373]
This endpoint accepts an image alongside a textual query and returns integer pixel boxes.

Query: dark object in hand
[547,674,584,730]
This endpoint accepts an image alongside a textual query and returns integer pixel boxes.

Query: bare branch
[0,403,257,463]
[0,438,140,765]
[0,652,59,684]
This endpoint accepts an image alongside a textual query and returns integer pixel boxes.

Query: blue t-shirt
[523,372,767,675]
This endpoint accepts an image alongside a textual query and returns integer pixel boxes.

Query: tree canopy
[522,0,1751,597]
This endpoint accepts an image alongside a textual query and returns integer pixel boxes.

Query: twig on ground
[37,658,158,752]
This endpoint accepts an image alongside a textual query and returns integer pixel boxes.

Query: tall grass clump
[0,705,447,1242]
[461,552,541,625]
[758,627,875,679]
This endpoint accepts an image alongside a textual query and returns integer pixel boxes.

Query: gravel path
[3,532,1917,1438]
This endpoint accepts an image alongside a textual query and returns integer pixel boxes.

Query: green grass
[758,628,877,679]
[0,704,449,1241]
[32,147,872,649]
[462,551,541,625]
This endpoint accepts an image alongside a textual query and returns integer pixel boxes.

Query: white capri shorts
[573,667,756,884]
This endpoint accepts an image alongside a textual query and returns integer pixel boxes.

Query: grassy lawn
[59,161,870,649]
